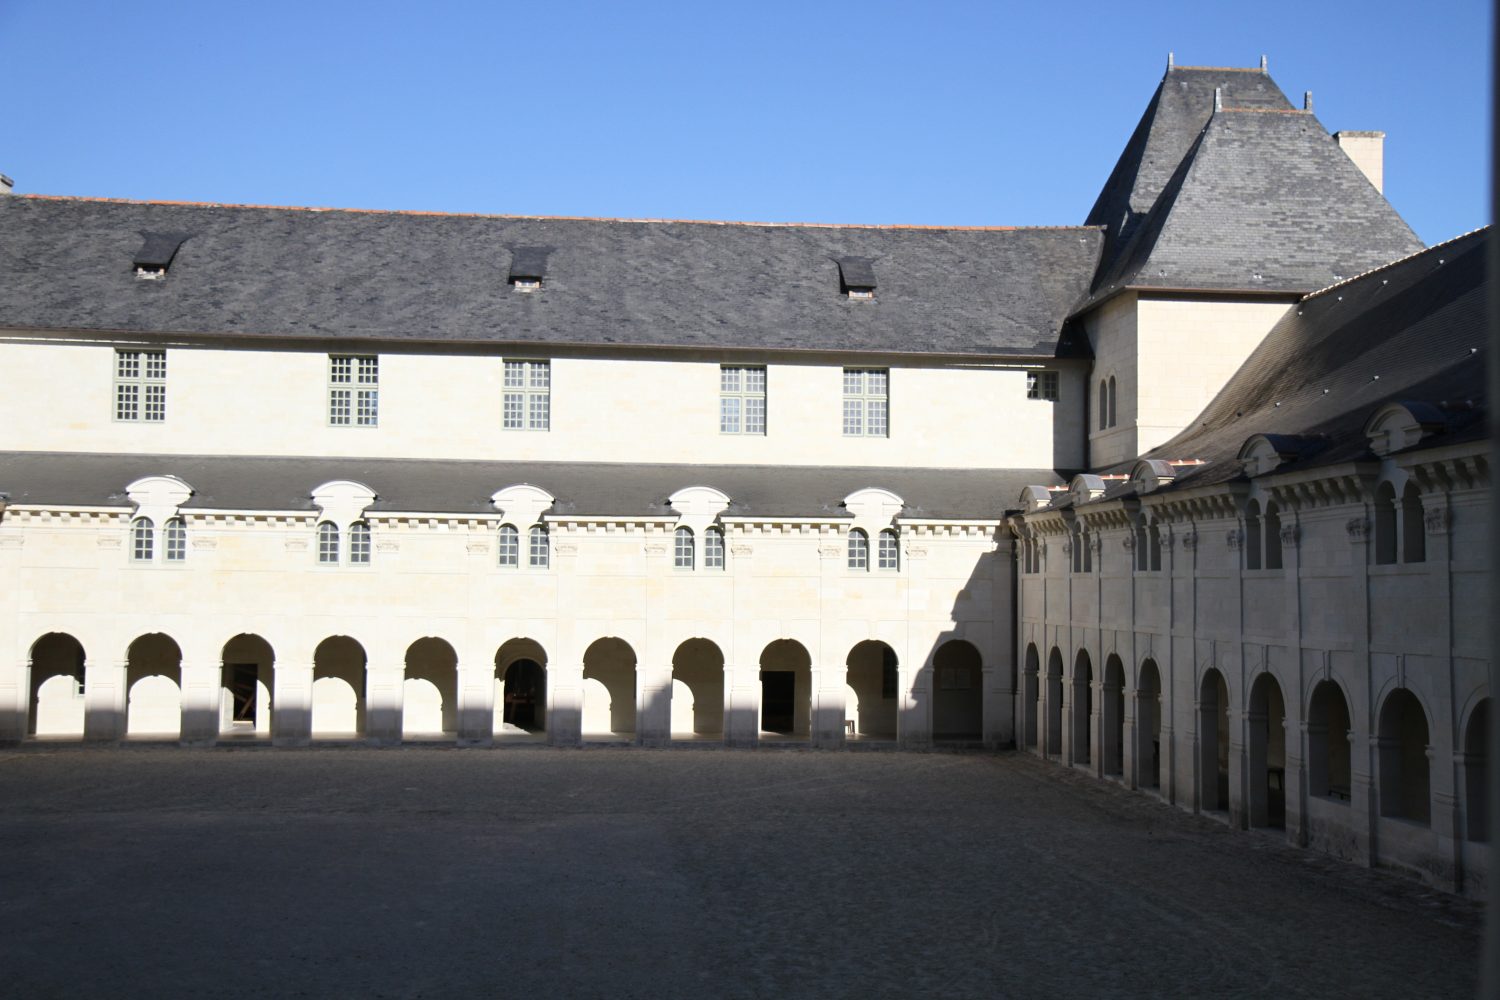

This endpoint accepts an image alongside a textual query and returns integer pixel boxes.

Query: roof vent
[508,246,552,291]
[836,257,877,299]
[133,231,190,280]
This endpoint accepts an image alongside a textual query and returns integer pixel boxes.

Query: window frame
[877,529,899,571]
[719,365,767,436]
[114,349,167,423]
[528,525,550,568]
[848,528,870,570]
[674,527,695,569]
[704,526,726,570]
[328,354,379,428]
[348,521,372,565]
[497,524,521,567]
[1027,370,1060,401]
[163,517,187,563]
[842,368,889,438]
[130,517,155,562]
[317,521,341,565]
[503,359,551,431]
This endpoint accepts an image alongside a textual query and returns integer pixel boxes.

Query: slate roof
[1079,66,1423,308]
[1113,227,1489,494]
[0,453,1060,521]
[0,196,1102,359]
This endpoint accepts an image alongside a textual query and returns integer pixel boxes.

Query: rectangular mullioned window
[115,350,167,422]
[842,368,888,437]
[329,355,379,427]
[720,366,766,435]
[1027,370,1059,401]
[503,360,550,430]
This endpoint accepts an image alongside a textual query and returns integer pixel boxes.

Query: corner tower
[1074,57,1424,468]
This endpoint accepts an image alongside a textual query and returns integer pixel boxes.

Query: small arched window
[877,529,899,570]
[349,521,372,564]
[704,527,726,570]
[497,524,520,567]
[1070,522,1083,573]
[1082,527,1092,572]
[1098,380,1108,430]
[1374,482,1398,565]
[1245,500,1262,571]
[1401,483,1425,563]
[848,529,869,570]
[1107,375,1117,428]
[1264,502,1282,570]
[1148,521,1162,572]
[674,527,695,569]
[317,521,340,564]
[164,517,187,562]
[1134,521,1149,571]
[131,517,154,561]
[528,525,549,568]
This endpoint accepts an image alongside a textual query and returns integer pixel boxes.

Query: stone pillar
[0,658,30,743]
[1060,680,1076,767]
[179,661,222,747]
[982,663,1012,749]
[455,661,495,747]
[899,664,931,750]
[84,659,128,742]
[723,662,759,748]
[1284,717,1307,846]
[636,663,673,747]
[1090,678,1106,778]
[548,662,584,747]
[272,662,314,746]
[365,662,405,746]
[810,667,845,748]
[1239,709,1265,830]
[1359,734,1388,867]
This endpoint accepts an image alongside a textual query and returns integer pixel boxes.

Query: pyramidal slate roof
[1079,65,1423,309]
[0,195,1102,359]
[1126,227,1488,491]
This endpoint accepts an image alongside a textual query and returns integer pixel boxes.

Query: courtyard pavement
[0,746,1481,999]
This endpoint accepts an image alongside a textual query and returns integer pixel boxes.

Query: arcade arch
[312,636,366,737]
[28,632,85,738]
[1022,644,1039,751]
[1071,650,1093,765]
[126,633,182,738]
[220,633,274,736]
[496,638,547,735]
[582,637,637,737]
[1045,648,1063,757]
[670,638,724,737]
[1247,673,1286,828]
[932,640,982,742]
[404,637,458,737]
[1135,659,1162,789]
[760,639,811,738]
[1307,680,1352,800]
[845,640,898,739]
[1378,687,1430,825]
[1199,669,1229,811]
[1464,699,1490,842]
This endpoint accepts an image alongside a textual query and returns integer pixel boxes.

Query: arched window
[704,526,726,569]
[1098,380,1108,430]
[1401,483,1425,563]
[1244,500,1262,570]
[528,525,549,568]
[877,529,899,570]
[1148,520,1162,571]
[1374,481,1397,565]
[674,527,695,569]
[1134,521,1148,571]
[317,521,340,564]
[1070,522,1084,573]
[497,524,520,567]
[1107,375,1117,428]
[348,521,371,564]
[1264,502,1283,570]
[130,517,154,561]
[1081,527,1092,573]
[164,517,187,562]
[848,529,869,570]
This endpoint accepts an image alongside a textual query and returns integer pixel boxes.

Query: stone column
[0,658,30,743]
[1360,735,1390,866]
[84,659,128,742]
[636,663,673,747]
[1090,678,1106,777]
[899,662,931,750]
[455,661,495,747]
[548,662,584,747]
[1282,715,1306,845]
[179,661,222,747]
[810,667,845,748]
[272,661,314,746]
[365,662,405,746]
[723,662,759,748]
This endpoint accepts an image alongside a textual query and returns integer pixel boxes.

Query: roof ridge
[9,194,1099,234]
[1300,227,1488,301]
[1219,107,1312,115]
[1170,65,1268,73]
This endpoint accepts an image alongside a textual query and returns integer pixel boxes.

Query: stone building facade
[0,60,1487,892]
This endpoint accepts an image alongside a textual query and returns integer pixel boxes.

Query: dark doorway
[229,664,257,724]
[761,671,795,733]
[504,659,546,732]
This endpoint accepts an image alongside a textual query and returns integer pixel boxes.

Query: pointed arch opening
[28,633,86,738]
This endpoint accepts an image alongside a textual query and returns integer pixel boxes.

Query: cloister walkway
[0,747,1479,998]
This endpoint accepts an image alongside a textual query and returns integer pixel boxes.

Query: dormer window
[132,232,189,281]
[508,246,550,291]
[836,257,877,300]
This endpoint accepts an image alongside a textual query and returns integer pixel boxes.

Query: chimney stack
[1334,131,1385,193]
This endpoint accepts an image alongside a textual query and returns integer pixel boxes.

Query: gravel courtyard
[0,746,1481,999]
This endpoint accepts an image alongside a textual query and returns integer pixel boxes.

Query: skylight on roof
[835,256,877,299]
[133,231,190,280]
[508,246,551,291]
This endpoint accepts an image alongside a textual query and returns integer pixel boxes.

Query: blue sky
[0,0,1488,245]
